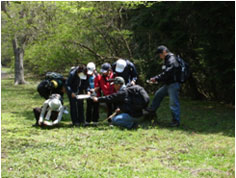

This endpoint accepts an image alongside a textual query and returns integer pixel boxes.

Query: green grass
[1,76,235,178]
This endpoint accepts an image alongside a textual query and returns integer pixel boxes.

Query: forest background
[1,1,235,104]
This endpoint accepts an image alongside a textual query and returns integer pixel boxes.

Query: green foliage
[125,1,235,103]
[1,1,234,103]
[2,72,235,178]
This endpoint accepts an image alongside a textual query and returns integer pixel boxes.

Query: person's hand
[71,93,76,98]
[131,80,135,86]
[150,77,156,82]
[90,89,95,93]
[38,120,43,126]
[93,87,98,92]
[115,108,121,113]
[92,97,98,102]
[43,121,53,126]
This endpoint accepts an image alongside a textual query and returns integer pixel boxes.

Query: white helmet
[49,98,62,111]
[115,59,127,73]
[87,62,96,75]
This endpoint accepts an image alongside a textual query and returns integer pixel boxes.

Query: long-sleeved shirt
[98,85,146,117]
[153,53,179,84]
[96,72,115,96]
[112,60,138,85]
[39,99,64,126]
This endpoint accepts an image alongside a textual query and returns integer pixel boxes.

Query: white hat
[87,62,96,75]
[49,98,62,111]
[115,59,127,73]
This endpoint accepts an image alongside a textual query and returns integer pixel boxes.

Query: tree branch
[1,1,12,19]
[67,41,119,61]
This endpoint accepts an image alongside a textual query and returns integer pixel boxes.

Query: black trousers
[68,96,85,124]
[86,99,99,122]
[33,107,58,125]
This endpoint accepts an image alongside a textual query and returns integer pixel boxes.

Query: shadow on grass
[149,112,235,137]
[12,99,235,137]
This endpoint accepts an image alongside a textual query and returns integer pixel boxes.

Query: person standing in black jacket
[112,58,138,86]
[66,65,89,126]
[147,45,181,127]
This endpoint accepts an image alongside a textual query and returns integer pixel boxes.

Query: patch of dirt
[1,71,9,79]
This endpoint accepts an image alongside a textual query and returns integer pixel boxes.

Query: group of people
[34,45,181,129]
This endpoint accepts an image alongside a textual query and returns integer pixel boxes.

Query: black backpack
[126,85,150,111]
[37,72,65,99]
[37,80,52,99]
[45,72,64,81]
[175,55,190,83]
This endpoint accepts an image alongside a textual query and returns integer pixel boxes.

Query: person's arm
[111,62,116,73]
[45,109,52,121]
[93,90,126,103]
[151,55,178,82]
[129,61,138,84]
[93,75,101,94]
[52,106,64,125]
[38,100,50,125]
[85,78,90,94]
[65,69,76,97]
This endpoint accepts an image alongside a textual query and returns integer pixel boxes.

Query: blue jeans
[150,82,180,122]
[112,113,137,129]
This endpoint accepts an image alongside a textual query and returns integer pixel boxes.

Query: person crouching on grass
[33,94,65,127]
[92,77,149,129]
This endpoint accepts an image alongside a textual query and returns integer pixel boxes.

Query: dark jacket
[37,79,65,100]
[51,78,65,97]
[98,85,148,117]
[153,53,179,84]
[66,67,89,96]
[112,60,138,85]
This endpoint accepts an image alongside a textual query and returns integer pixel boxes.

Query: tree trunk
[12,36,26,85]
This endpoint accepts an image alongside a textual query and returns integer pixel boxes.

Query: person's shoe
[92,122,99,125]
[109,124,114,128]
[131,122,139,129]
[169,120,180,127]
[32,123,39,127]
[73,123,81,127]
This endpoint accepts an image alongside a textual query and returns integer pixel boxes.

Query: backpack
[45,72,64,81]
[37,72,65,99]
[37,80,52,99]
[126,85,150,111]
[175,55,190,83]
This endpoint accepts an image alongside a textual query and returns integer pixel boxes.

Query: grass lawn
[1,74,235,178]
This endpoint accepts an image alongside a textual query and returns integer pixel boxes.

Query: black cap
[77,64,87,74]
[156,45,169,54]
[100,63,111,73]
[112,77,125,85]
